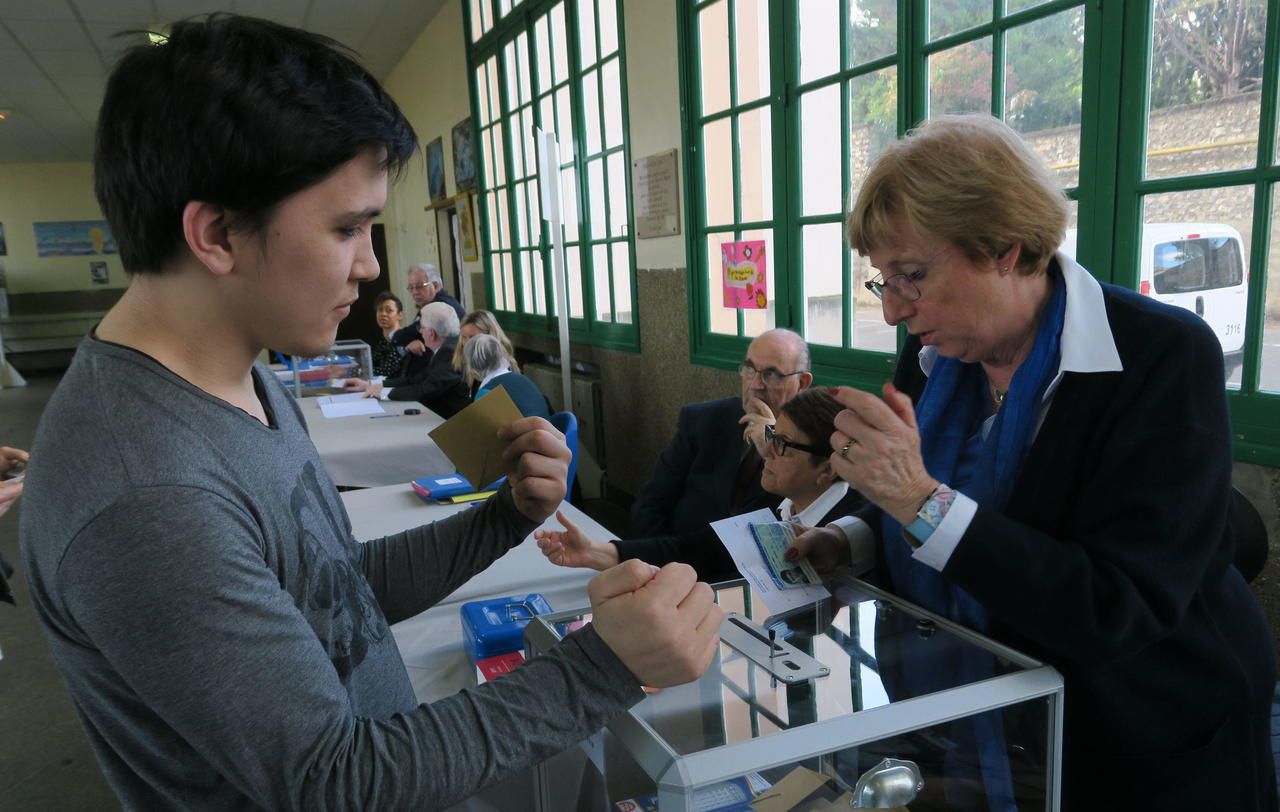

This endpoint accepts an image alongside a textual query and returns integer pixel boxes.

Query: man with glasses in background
[394,263,465,378]
[631,328,813,535]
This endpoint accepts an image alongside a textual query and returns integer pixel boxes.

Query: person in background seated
[538,389,862,582]
[464,335,552,420]
[391,265,437,379]
[453,309,520,397]
[0,445,28,607]
[371,291,405,378]
[346,301,471,417]
[631,328,813,537]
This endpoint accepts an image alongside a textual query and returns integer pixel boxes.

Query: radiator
[523,363,606,469]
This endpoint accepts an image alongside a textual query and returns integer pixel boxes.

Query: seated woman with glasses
[370,292,406,378]
[536,388,864,581]
[463,334,552,419]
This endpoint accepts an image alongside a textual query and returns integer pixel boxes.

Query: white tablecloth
[341,484,605,703]
[301,397,454,488]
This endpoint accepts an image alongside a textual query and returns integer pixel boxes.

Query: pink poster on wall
[721,240,768,310]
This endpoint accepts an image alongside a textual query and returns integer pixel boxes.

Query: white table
[341,484,605,703]
[301,397,454,488]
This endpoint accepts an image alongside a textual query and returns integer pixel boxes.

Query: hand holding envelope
[429,388,570,523]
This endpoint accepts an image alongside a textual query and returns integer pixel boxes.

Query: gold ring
[839,440,853,459]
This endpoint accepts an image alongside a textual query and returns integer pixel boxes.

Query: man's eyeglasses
[764,424,826,458]
[864,270,926,302]
[407,282,432,292]
[739,362,804,387]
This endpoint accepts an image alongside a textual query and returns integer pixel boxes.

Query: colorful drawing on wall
[721,240,768,309]
[89,260,109,286]
[0,223,6,256]
[452,117,477,193]
[426,137,447,203]
[457,193,479,262]
[33,220,117,257]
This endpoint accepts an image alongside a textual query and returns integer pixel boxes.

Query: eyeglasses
[739,362,805,387]
[864,269,926,302]
[407,282,432,292]
[764,424,826,458]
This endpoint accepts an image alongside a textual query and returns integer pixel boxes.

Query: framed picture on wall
[426,137,447,203]
[452,117,476,193]
[457,193,479,262]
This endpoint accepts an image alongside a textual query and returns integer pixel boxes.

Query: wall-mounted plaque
[631,149,680,239]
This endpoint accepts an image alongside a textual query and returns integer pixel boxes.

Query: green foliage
[1150,0,1267,109]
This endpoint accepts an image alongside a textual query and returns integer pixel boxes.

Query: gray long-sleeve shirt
[19,336,642,810]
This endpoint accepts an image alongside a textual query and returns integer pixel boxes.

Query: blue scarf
[879,267,1066,811]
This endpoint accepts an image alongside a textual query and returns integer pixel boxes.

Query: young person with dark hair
[19,15,720,810]
[371,290,405,377]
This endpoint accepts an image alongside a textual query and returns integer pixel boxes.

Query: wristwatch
[904,484,955,549]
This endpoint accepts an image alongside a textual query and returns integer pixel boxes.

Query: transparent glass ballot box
[525,577,1063,812]
[274,340,372,397]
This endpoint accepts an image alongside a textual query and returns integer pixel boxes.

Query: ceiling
[0,0,448,164]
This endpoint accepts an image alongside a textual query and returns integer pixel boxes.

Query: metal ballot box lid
[525,576,1064,812]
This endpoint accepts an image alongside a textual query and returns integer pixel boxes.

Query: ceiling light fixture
[0,110,10,122]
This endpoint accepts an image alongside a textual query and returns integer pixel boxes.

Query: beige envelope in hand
[428,387,524,489]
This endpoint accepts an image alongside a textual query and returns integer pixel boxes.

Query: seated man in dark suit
[393,263,467,379]
[345,302,470,417]
[631,328,812,536]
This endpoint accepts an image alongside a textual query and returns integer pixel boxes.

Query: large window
[679,0,1280,462]
[467,0,638,350]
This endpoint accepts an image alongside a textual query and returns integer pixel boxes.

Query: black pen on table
[369,414,403,419]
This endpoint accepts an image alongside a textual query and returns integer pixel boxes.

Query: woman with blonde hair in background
[452,309,519,396]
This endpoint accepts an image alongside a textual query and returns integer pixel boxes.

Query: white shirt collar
[478,363,511,390]
[778,480,850,526]
[917,251,1124,387]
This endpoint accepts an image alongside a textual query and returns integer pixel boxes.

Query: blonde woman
[452,309,520,393]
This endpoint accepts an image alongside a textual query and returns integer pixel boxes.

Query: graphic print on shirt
[289,461,390,682]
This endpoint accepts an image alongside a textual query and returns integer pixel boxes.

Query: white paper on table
[316,393,367,405]
[711,509,830,615]
[319,398,385,418]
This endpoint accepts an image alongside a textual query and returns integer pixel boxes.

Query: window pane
[491,126,506,185]
[471,0,484,41]
[1261,186,1280,392]
[530,250,548,314]
[850,251,897,353]
[517,34,532,105]
[734,0,770,104]
[1142,186,1254,390]
[799,0,839,84]
[495,187,510,249]
[1007,0,1053,12]
[514,180,528,246]
[535,15,552,91]
[566,244,585,318]
[602,58,623,148]
[801,84,841,216]
[1146,0,1266,180]
[928,38,992,117]
[612,241,633,323]
[562,165,580,241]
[578,0,597,67]
[848,65,899,191]
[848,0,897,66]
[1004,8,1084,189]
[522,108,537,179]
[929,0,989,41]
[803,222,845,346]
[501,253,516,311]
[486,190,502,249]
[700,0,731,115]
[556,86,574,162]
[583,67,602,154]
[740,228,776,336]
[703,118,734,226]
[708,233,738,335]
[738,106,773,223]
[593,243,612,320]
[510,114,526,179]
[481,125,497,184]
[527,177,542,236]
[607,151,628,237]
[486,59,502,122]
[519,250,534,311]
[476,66,491,126]
[587,157,607,240]
[505,42,519,108]
[599,0,618,58]
[552,3,570,84]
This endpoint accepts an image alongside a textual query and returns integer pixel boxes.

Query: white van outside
[1062,224,1247,378]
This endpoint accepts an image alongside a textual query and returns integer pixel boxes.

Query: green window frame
[678,0,1280,463]
[466,0,640,352]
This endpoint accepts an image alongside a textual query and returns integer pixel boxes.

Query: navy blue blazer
[383,336,470,417]
[631,396,779,536]
[882,281,1276,811]
[477,372,552,420]
[616,485,867,582]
